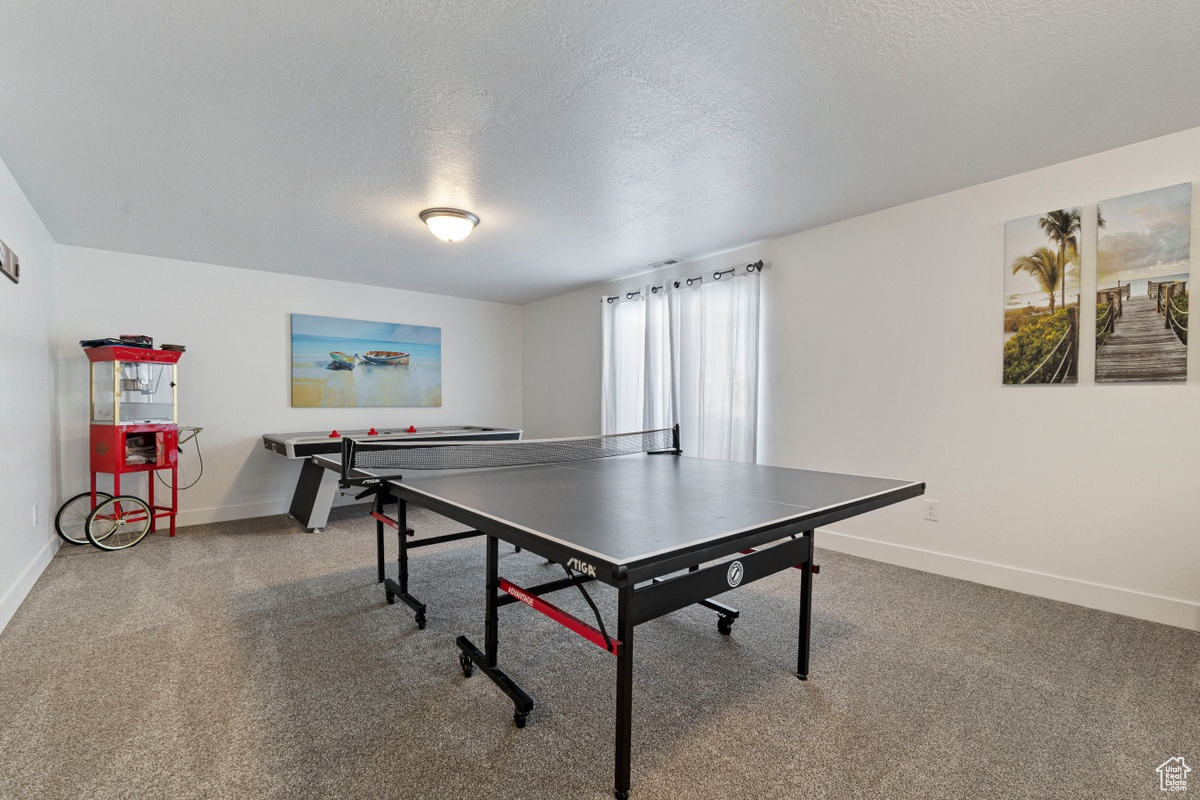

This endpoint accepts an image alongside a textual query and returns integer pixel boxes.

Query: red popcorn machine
[55,343,194,551]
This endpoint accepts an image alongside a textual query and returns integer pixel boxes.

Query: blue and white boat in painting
[361,350,409,366]
[328,351,357,370]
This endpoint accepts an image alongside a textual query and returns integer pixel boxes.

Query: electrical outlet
[32,504,38,526]
[923,500,939,522]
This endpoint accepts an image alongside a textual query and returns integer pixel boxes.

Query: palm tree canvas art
[1003,208,1082,384]
[1095,183,1190,383]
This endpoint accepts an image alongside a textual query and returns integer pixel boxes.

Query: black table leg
[397,498,409,597]
[382,497,427,628]
[455,534,534,726]
[374,491,386,583]
[797,529,814,680]
[614,577,634,800]
[485,534,499,670]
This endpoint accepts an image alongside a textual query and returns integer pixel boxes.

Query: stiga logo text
[567,558,596,578]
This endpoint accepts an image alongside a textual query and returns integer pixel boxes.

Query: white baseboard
[817,528,1200,632]
[173,495,372,528]
[174,500,290,527]
[0,538,59,635]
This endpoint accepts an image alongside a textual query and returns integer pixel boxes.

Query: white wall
[0,156,60,633]
[521,285,605,438]
[522,127,1200,630]
[55,247,523,526]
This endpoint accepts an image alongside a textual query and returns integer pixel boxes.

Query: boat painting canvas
[1003,207,1082,384]
[1095,183,1190,383]
[291,313,442,407]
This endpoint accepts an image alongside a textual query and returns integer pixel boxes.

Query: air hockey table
[261,425,522,531]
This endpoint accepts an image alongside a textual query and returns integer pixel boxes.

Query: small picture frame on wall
[0,239,19,284]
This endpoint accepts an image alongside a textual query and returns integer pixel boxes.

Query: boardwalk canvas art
[1003,208,1082,384]
[1095,184,1190,383]
[290,313,442,407]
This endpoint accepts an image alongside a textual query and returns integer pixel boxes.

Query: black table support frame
[361,485,534,630]
[456,529,816,800]
[359,457,922,800]
[614,576,634,800]
[455,535,536,726]
[378,489,427,628]
[798,530,814,680]
[372,490,488,629]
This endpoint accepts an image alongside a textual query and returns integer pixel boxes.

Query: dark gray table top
[375,454,922,569]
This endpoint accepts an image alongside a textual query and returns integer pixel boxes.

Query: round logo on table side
[726,560,744,587]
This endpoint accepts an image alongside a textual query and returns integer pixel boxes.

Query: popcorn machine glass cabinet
[91,360,177,424]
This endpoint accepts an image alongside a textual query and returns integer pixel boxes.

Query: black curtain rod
[606,260,763,302]
[674,259,763,289]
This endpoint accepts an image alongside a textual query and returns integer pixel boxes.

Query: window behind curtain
[601,271,759,462]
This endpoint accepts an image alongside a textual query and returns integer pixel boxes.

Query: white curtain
[643,286,673,431]
[601,294,645,436]
[601,272,760,462]
[694,275,759,462]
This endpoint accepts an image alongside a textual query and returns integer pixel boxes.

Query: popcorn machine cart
[64,346,185,550]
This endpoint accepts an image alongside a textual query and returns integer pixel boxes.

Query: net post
[650,425,681,456]
[340,436,355,487]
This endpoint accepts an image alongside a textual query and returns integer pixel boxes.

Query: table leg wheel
[385,591,395,605]
[614,791,629,799]
[514,711,528,728]
[717,616,734,636]
[459,653,474,678]
[415,612,427,630]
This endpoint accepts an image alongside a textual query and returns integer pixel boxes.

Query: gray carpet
[1,506,1196,800]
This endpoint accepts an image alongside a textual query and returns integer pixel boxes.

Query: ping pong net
[340,425,680,484]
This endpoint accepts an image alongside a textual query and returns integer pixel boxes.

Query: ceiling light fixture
[419,207,480,242]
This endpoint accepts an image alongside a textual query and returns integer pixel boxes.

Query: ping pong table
[322,427,923,799]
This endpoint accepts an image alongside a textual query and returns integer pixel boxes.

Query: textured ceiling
[1,1,1199,305]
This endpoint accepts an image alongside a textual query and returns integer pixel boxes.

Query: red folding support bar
[370,511,414,537]
[372,511,398,529]
[499,578,622,655]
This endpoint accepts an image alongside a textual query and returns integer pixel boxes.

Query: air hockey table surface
[262,425,522,530]
[262,425,522,459]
